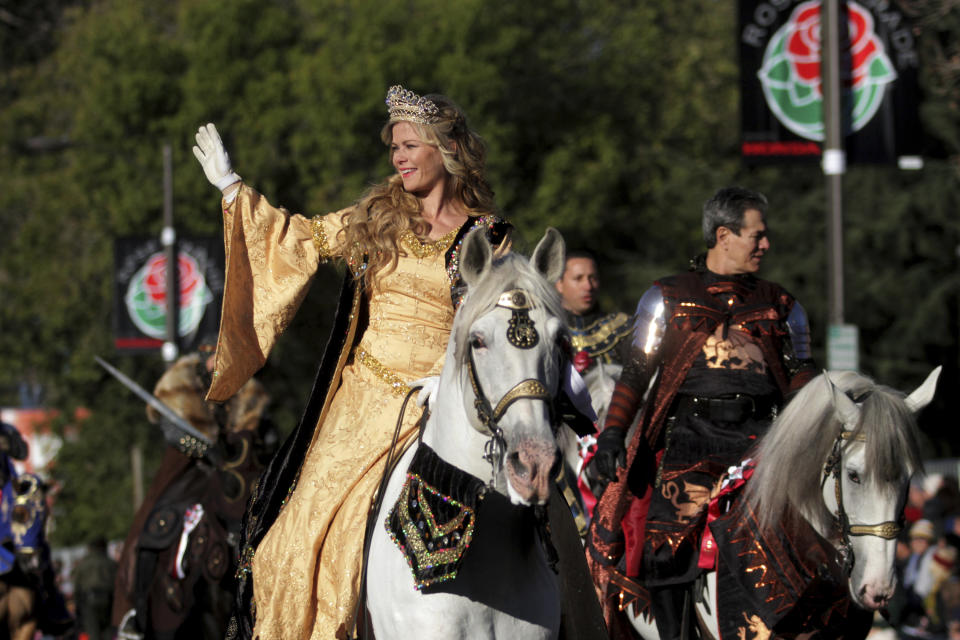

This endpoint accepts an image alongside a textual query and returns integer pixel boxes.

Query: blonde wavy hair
[338,93,498,288]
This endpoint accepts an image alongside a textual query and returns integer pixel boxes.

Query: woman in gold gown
[192,86,511,640]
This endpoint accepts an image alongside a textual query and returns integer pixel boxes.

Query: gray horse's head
[451,227,568,504]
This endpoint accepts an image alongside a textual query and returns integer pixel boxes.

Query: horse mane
[452,251,566,366]
[745,370,924,534]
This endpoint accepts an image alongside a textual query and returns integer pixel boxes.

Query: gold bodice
[356,229,458,389]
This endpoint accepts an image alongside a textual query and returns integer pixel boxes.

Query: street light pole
[162,143,179,366]
[822,0,845,328]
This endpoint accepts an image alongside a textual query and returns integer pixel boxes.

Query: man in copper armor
[584,187,817,640]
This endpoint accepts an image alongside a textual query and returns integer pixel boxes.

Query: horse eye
[470,334,486,349]
[847,469,862,484]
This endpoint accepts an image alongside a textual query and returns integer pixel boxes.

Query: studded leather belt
[671,393,779,423]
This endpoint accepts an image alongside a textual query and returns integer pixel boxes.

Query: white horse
[582,361,622,426]
[628,367,941,640]
[367,227,580,640]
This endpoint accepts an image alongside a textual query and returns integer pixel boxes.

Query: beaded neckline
[401,227,460,259]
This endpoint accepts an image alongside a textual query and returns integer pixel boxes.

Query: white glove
[412,376,441,408]
[192,123,241,192]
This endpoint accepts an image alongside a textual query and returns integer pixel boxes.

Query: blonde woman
[193,86,510,640]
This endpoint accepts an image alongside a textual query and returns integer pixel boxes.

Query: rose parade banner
[739,0,923,164]
[113,236,224,352]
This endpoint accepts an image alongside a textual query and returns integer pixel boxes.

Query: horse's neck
[796,506,830,542]
[421,368,493,483]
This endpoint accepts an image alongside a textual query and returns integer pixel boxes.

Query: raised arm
[192,123,350,401]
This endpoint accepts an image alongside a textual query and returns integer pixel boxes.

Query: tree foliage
[0,0,958,544]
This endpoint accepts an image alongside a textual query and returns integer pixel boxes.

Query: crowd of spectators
[880,473,960,640]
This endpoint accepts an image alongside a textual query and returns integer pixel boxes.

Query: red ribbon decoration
[573,350,593,373]
[699,459,755,570]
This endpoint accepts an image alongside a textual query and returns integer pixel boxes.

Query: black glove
[589,426,627,493]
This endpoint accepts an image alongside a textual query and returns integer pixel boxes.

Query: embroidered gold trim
[312,216,334,261]
[570,316,631,351]
[356,347,411,396]
[401,227,459,259]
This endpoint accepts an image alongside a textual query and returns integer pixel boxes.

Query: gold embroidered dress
[206,184,462,639]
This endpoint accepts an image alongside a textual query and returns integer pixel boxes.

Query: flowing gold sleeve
[207,184,349,401]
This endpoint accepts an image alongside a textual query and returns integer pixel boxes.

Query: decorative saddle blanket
[704,462,872,640]
[386,444,487,590]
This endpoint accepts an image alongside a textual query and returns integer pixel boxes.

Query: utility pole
[131,143,179,510]
[162,143,179,367]
[822,0,844,327]
[821,0,859,371]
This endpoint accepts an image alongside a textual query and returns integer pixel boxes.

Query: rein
[464,288,556,488]
[353,384,423,640]
[821,429,902,575]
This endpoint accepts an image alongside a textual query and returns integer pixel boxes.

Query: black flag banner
[739,0,924,165]
[113,236,224,352]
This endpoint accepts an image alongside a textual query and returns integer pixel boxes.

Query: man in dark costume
[584,187,817,640]
[554,248,633,530]
[555,249,633,374]
[111,348,273,640]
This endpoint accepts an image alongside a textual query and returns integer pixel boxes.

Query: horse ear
[824,371,860,428]
[905,365,942,413]
[460,227,493,288]
[531,227,565,283]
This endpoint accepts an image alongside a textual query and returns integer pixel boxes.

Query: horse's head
[447,227,568,506]
[750,367,938,612]
[821,366,939,610]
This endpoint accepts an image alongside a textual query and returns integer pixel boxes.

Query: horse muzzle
[506,440,558,504]
[857,582,895,610]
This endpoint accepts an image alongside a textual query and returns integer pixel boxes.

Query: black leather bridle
[464,289,559,488]
[821,429,903,575]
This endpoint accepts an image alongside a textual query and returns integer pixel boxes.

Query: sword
[95,356,214,446]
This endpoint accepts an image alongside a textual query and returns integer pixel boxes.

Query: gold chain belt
[355,347,411,397]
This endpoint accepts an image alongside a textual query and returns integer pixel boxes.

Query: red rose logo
[785,1,884,98]
[126,250,212,339]
[758,0,897,140]
[142,254,203,306]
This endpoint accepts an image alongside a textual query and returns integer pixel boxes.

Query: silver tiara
[385,85,441,125]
